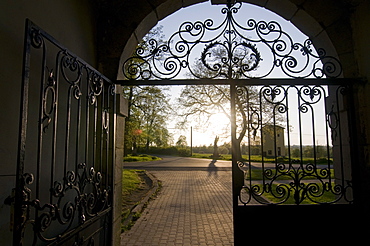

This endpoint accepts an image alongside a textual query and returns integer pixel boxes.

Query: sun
[188,112,231,146]
[208,112,230,135]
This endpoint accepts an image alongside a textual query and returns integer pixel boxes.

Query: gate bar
[116,78,365,86]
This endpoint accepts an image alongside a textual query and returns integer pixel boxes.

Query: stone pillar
[112,86,128,245]
[327,86,353,204]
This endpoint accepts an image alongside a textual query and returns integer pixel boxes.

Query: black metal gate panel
[230,82,359,243]
[119,1,362,244]
[233,83,353,205]
[11,20,115,245]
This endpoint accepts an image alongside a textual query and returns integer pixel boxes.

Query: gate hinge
[4,189,15,205]
[4,188,15,231]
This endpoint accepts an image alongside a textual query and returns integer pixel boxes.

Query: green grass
[122,169,144,196]
[121,169,144,232]
[258,183,337,204]
[247,169,335,180]
[191,153,331,164]
[123,154,161,162]
[191,153,232,160]
[121,169,162,232]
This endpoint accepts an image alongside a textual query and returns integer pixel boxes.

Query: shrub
[138,146,178,155]
[123,154,161,162]
[178,148,191,157]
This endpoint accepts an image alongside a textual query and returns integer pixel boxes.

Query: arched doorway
[118,1,363,243]
[110,0,353,81]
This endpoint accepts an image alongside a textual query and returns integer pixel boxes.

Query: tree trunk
[132,140,137,156]
[234,138,243,161]
[146,138,149,153]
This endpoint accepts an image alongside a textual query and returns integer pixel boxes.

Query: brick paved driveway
[121,158,233,245]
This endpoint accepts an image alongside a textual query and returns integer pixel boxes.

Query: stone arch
[97,0,358,80]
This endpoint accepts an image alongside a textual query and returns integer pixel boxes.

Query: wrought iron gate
[10,20,115,245]
[120,0,362,244]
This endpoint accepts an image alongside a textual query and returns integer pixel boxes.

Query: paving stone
[121,170,233,245]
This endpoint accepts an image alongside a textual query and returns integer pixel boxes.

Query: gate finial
[211,0,236,6]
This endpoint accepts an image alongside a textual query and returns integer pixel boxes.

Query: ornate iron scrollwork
[237,85,353,205]
[12,19,114,245]
[21,145,112,243]
[15,164,110,244]
[239,161,352,205]
[123,1,342,80]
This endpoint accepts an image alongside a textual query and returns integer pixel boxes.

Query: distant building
[262,125,285,157]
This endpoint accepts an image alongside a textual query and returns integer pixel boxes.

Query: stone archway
[117,0,366,242]
[96,0,359,80]
[117,0,340,79]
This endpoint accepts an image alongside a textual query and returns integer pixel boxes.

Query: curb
[121,171,160,230]
[131,171,159,214]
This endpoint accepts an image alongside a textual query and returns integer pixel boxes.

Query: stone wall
[113,88,129,245]
[350,0,370,205]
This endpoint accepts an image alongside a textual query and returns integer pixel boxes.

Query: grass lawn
[123,154,161,162]
[247,169,335,180]
[191,153,232,160]
[191,153,331,165]
[121,169,146,232]
[245,169,336,204]
[258,183,337,204]
[121,169,162,232]
[122,169,144,196]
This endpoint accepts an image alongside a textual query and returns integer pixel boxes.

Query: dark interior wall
[0,0,97,243]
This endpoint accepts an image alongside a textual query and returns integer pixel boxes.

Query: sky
[144,1,330,147]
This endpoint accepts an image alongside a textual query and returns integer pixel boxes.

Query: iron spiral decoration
[123,1,342,80]
[236,85,353,205]
[13,20,115,245]
[22,164,110,243]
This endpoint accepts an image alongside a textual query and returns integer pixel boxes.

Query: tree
[176,39,284,160]
[123,86,172,154]
[292,148,300,158]
[176,135,187,148]
[123,25,173,154]
[123,25,167,80]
